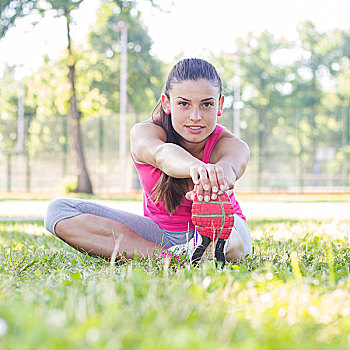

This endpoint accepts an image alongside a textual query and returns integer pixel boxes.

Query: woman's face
[162,79,224,148]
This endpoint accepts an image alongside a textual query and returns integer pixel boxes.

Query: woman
[44,58,252,264]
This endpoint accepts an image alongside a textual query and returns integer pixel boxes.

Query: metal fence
[1,108,349,194]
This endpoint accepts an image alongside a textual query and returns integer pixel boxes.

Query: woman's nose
[190,106,202,121]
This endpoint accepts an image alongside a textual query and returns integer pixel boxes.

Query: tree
[86,1,165,116]
[291,21,343,173]
[0,0,93,192]
[1,0,166,193]
[0,65,18,150]
[336,31,350,183]
[62,0,93,193]
[239,31,290,189]
[0,0,36,38]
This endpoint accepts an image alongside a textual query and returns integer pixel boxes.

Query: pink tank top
[131,124,246,231]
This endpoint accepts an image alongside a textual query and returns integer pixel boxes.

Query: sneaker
[167,230,201,257]
[191,192,235,267]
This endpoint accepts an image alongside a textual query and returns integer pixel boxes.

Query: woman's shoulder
[130,117,167,164]
[216,124,248,143]
[131,118,166,138]
[132,117,155,128]
[216,124,233,140]
[211,125,249,159]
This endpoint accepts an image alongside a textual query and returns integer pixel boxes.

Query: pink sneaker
[191,192,235,267]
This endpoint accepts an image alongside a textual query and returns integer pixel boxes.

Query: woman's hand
[186,164,235,202]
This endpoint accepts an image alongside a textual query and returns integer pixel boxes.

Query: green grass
[1,218,350,349]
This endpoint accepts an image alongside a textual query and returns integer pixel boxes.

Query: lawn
[1,215,350,349]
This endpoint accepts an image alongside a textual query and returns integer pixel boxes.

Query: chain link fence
[1,107,349,194]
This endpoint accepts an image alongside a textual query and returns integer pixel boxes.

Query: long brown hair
[151,58,222,215]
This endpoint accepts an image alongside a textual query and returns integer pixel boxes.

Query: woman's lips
[185,126,204,133]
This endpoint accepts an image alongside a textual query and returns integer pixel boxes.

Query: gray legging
[44,198,252,256]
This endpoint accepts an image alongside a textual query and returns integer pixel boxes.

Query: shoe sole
[191,192,235,267]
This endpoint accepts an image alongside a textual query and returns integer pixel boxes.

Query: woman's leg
[224,214,252,262]
[44,198,169,259]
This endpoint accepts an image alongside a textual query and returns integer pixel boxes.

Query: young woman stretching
[44,58,252,264]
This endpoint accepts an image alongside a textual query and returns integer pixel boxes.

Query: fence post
[296,109,304,192]
[7,153,11,192]
[257,108,266,192]
[26,151,31,193]
[62,116,68,178]
[341,106,350,191]
[99,116,104,192]
[347,106,350,190]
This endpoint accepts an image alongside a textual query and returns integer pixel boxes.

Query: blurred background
[1,0,350,195]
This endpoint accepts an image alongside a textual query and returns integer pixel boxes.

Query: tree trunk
[257,108,267,191]
[65,9,93,193]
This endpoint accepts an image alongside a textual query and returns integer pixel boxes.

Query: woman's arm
[130,121,249,200]
[186,132,250,201]
[130,120,203,177]
[211,132,250,183]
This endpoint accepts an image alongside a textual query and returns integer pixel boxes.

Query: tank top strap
[202,124,225,163]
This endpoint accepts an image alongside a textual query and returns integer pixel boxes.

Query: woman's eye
[203,102,214,107]
[179,101,188,107]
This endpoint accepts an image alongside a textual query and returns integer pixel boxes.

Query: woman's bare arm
[130,120,203,178]
[130,121,249,200]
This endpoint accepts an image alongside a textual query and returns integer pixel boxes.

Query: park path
[0,197,349,221]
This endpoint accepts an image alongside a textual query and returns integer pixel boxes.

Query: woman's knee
[224,228,245,262]
[44,198,81,235]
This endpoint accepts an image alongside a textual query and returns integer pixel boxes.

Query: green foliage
[25,55,70,117]
[0,0,37,38]
[85,1,165,115]
[0,0,84,38]
[210,26,350,182]
[0,65,18,121]
[240,32,290,109]
[1,7,350,189]
[63,176,78,193]
[0,0,165,128]
[0,66,18,150]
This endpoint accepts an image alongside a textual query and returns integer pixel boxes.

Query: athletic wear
[132,124,245,232]
[44,199,251,256]
[44,123,252,257]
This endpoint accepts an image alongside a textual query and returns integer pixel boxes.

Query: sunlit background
[2,0,350,76]
[1,0,350,194]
